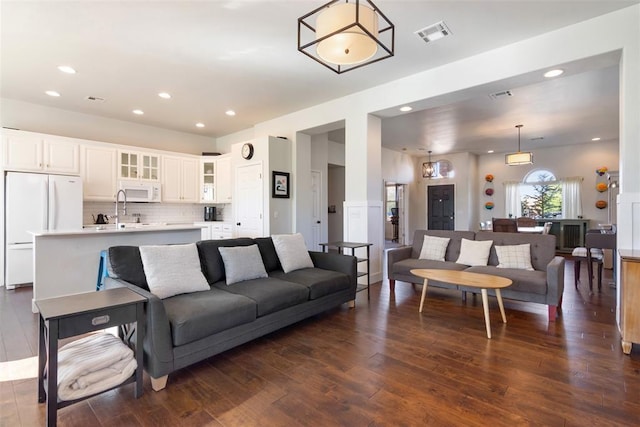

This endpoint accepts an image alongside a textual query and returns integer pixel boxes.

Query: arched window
[520,169,562,218]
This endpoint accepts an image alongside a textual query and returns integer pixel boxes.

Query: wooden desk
[36,287,146,427]
[319,241,372,299]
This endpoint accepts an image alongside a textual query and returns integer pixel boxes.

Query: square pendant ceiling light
[298,0,395,74]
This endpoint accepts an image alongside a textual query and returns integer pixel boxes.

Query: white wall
[1,98,216,155]
[477,140,619,226]
[215,5,640,268]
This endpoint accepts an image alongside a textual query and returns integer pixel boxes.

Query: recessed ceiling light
[132,109,144,115]
[196,123,205,128]
[45,90,60,97]
[592,137,601,141]
[57,65,76,74]
[158,92,171,99]
[225,110,236,116]
[399,106,412,112]
[487,150,494,154]
[544,69,564,78]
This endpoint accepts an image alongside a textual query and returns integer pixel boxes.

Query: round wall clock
[241,143,254,160]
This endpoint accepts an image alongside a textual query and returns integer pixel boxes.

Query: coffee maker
[204,206,216,221]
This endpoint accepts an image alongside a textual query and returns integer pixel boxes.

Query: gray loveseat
[104,237,357,391]
[387,230,564,322]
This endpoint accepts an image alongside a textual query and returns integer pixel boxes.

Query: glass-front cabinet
[201,159,215,202]
[119,150,159,181]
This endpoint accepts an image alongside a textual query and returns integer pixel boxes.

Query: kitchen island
[30,224,203,312]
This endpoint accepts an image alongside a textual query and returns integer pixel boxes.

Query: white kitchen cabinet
[195,222,234,240]
[199,155,232,203]
[118,150,160,181]
[3,132,79,174]
[81,145,118,201]
[163,155,198,203]
[200,159,216,203]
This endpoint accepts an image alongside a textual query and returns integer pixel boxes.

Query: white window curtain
[562,176,583,219]
[504,181,522,218]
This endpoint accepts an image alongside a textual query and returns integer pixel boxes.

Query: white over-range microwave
[118,180,161,202]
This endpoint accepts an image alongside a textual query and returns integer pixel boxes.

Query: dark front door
[428,184,455,230]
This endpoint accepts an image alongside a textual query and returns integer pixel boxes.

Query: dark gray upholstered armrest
[103,277,174,374]
[308,251,357,289]
[386,246,412,278]
[546,256,565,304]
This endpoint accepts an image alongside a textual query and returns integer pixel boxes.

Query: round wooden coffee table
[411,269,513,339]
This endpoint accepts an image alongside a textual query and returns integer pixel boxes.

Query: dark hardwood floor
[1,259,639,426]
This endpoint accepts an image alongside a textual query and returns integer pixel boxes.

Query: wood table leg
[419,279,429,313]
[481,289,492,339]
[622,340,632,355]
[495,289,507,323]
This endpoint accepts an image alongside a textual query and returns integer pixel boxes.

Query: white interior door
[311,170,322,249]
[397,184,406,245]
[235,163,264,237]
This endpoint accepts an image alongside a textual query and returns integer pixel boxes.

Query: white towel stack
[57,332,137,401]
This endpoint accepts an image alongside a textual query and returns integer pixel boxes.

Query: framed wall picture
[272,171,290,198]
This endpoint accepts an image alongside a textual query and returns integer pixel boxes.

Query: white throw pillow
[456,238,493,266]
[139,243,210,299]
[419,235,450,262]
[495,244,534,270]
[218,244,268,285]
[271,233,314,273]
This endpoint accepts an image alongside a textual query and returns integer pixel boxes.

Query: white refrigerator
[5,172,83,288]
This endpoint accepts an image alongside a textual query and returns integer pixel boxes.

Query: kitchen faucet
[114,189,127,228]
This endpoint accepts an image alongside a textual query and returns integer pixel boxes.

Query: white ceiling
[1,1,636,156]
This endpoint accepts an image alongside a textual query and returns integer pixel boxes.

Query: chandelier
[422,151,436,178]
[505,124,533,165]
[298,0,395,74]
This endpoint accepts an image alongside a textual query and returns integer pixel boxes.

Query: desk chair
[572,229,616,292]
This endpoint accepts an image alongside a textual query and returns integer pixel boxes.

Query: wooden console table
[36,287,146,427]
[619,249,640,355]
[319,241,372,299]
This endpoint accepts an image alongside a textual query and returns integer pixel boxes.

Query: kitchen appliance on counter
[119,180,161,203]
[204,206,216,221]
[92,213,109,224]
[5,172,83,288]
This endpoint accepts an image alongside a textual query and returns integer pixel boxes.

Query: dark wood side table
[319,241,372,300]
[36,287,146,427]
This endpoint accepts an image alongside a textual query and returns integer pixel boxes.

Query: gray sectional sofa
[104,237,357,391]
[387,230,564,322]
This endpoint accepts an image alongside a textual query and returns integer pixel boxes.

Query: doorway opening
[385,182,407,248]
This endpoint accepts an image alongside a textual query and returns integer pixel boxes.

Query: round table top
[410,269,513,289]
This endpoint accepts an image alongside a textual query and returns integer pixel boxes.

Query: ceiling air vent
[489,90,513,100]
[415,21,451,44]
[85,96,105,103]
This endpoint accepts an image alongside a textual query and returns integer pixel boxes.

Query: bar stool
[96,250,109,290]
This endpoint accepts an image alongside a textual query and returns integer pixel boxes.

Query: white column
[344,113,383,283]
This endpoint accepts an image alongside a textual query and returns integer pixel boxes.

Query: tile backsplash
[83,202,231,225]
